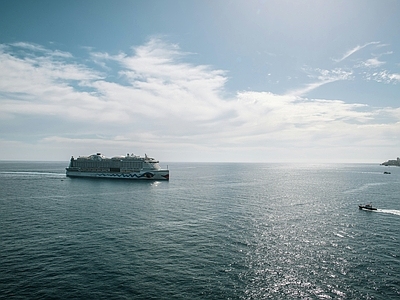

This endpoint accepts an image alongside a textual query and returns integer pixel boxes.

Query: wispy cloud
[366,70,400,84]
[10,42,73,58]
[334,41,380,63]
[287,68,353,97]
[362,57,386,68]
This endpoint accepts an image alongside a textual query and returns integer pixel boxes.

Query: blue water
[0,162,399,299]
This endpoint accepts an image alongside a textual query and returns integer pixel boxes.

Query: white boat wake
[0,171,65,177]
[378,209,400,216]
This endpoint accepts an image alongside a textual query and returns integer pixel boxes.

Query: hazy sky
[1,0,399,162]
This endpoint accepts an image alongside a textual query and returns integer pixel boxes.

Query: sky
[0,0,399,163]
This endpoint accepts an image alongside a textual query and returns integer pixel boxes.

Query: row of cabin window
[75,161,143,168]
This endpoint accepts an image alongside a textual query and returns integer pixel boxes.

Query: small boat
[383,171,391,174]
[359,203,377,211]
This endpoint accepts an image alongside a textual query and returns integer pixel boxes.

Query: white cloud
[334,41,380,63]
[362,57,386,68]
[366,70,400,84]
[10,42,73,58]
[288,68,353,97]
[0,39,399,162]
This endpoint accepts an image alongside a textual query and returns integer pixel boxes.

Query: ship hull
[66,170,169,180]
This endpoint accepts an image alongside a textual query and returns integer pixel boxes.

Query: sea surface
[0,162,399,299]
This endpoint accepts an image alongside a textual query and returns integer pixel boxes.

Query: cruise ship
[66,153,169,180]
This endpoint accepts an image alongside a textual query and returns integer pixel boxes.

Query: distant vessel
[66,153,169,180]
[381,157,400,166]
[359,203,377,211]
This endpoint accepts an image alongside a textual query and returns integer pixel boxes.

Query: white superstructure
[66,153,169,180]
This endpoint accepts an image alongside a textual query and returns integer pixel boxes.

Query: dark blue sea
[1,162,399,299]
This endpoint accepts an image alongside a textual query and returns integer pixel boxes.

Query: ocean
[0,161,399,299]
